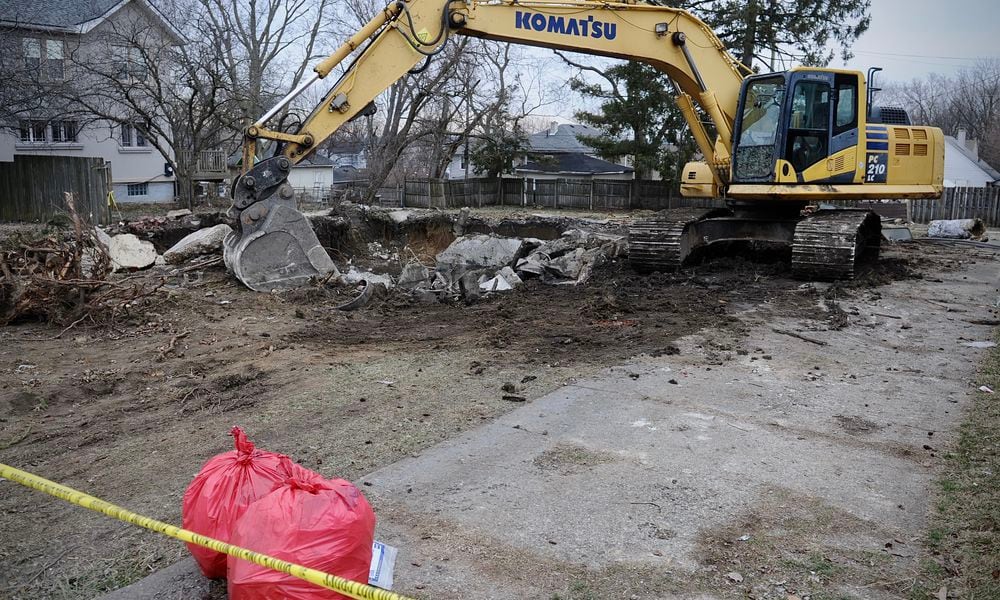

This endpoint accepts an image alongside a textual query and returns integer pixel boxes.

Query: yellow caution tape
[0,462,417,600]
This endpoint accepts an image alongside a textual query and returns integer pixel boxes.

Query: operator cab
[732,69,862,184]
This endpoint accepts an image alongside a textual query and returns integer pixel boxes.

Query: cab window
[834,74,858,135]
[786,80,830,172]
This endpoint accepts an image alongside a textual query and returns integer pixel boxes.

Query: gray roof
[0,0,120,29]
[517,152,633,175]
[328,141,365,155]
[295,154,335,167]
[527,124,601,154]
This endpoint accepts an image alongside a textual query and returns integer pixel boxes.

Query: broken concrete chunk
[397,262,431,289]
[479,275,513,293]
[436,235,523,269]
[515,256,546,276]
[163,224,233,265]
[108,233,158,271]
[454,207,471,236]
[93,226,113,250]
[343,267,394,289]
[547,247,587,279]
[927,218,988,241]
[497,266,522,287]
[166,208,193,220]
[387,210,414,224]
[459,271,482,301]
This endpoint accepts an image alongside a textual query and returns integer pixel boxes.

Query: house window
[127,183,148,197]
[46,40,64,80]
[115,47,148,81]
[120,122,148,147]
[19,120,47,143]
[22,38,65,80]
[22,38,40,71]
[51,121,78,143]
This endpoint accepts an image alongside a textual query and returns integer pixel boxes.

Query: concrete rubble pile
[95,220,235,272]
[399,229,626,302]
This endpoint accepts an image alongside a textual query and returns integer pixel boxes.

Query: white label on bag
[369,540,398,590]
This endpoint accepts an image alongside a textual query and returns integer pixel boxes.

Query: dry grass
[913,329,1000,599]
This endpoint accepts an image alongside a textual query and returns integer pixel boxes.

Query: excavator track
[790,210,881,280]
[628,208,730,273]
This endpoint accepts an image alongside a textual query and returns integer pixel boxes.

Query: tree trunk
[740,0,759,70]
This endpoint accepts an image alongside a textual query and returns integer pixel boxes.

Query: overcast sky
[835,0,1000,82]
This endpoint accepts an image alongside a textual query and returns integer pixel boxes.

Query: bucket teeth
[223,201,338,292]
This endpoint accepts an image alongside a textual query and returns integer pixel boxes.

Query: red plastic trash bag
[227,466,376,600]
[182,426,293,579]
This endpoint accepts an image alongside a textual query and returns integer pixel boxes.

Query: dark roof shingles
[517,152,633,175]
[0,0,121,29]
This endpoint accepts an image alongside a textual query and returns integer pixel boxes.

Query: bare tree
[325,0,553,201]
[196,0,333,133]
[881,60,1000,169]
[51,4,240,206]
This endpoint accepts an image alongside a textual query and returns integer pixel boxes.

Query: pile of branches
[0,193,164,327]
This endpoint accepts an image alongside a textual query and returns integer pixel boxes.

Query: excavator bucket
[223,202,337,292]
[223,156,338,292]
[223,201,338,292]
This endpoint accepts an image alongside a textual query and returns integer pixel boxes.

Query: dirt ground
[0,209,993,599]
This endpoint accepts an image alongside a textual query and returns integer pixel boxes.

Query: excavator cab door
[733,71,860,184]
[783,76,832,174]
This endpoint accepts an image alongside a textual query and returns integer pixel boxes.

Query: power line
[854,50,993,62]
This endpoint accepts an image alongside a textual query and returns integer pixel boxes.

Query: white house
[287,154,334,200]
[943,129,999,188]
[0,0,184,203]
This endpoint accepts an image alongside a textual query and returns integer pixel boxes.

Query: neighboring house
[287,154,334,194]
[519,121,634,180]
[943,129,1000,188]
[443,140,485,179]
[332,165,364,183]
[0,0,188,203]
[527,122,601,155]
[516,153,634,180]
[328,141,367,170]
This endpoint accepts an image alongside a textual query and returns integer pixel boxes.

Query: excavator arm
[227,0,751,291]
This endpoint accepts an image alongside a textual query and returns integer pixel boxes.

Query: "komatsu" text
[514,11,618,40]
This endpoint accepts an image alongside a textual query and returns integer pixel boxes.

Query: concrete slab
[362,260,999,599]
[99,557,213,600]
[97,257,1000,599]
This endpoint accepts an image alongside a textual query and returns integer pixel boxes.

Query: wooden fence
[334,177,691,211]
[910,187,1000,226]
[331,178,1000,225]
[0,155,111,224]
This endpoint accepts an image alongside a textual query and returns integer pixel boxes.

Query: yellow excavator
[224,0,944,291]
